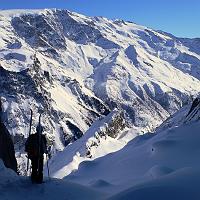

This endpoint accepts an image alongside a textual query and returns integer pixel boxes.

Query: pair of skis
[37,112,50,179]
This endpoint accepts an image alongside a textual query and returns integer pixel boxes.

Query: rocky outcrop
[0,100,17,173]
[185,96,200,123]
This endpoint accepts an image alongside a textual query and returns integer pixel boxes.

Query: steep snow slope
[0,9,200,173]
[61,103,200,198]
[47,109,139,179]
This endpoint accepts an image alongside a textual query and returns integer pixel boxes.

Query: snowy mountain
[0,9,200,174]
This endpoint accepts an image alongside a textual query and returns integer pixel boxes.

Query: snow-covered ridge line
[48,109,127,178]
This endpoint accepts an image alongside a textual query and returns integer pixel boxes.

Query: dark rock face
[0,55,111,150]
[0,122,17,173]
[0,100,17,173]
[186,97,200,117]
[184,96,200,123]
[98,110,126,139]
[11,9,119,51]
[11,13,66,50]
[66,121,83,140]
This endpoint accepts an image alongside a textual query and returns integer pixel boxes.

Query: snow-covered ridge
[48,109,128,178]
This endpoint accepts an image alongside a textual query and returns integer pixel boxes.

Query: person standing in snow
[25,124,47,183]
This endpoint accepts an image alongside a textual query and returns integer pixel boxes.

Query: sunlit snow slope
[61,100,200,199]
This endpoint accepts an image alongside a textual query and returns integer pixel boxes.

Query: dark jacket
[25,133,47,159]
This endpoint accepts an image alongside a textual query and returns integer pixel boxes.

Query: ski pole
[37,113,42,178]
[26,109,33,176]
[46,154,50,179]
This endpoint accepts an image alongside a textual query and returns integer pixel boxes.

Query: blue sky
[0,0,199,38]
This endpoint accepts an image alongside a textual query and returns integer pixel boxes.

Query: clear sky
[0,0,199,38]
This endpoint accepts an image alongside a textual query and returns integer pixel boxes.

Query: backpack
[25,134,46,159]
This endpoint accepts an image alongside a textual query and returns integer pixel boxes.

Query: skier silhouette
[25,124,47,183]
